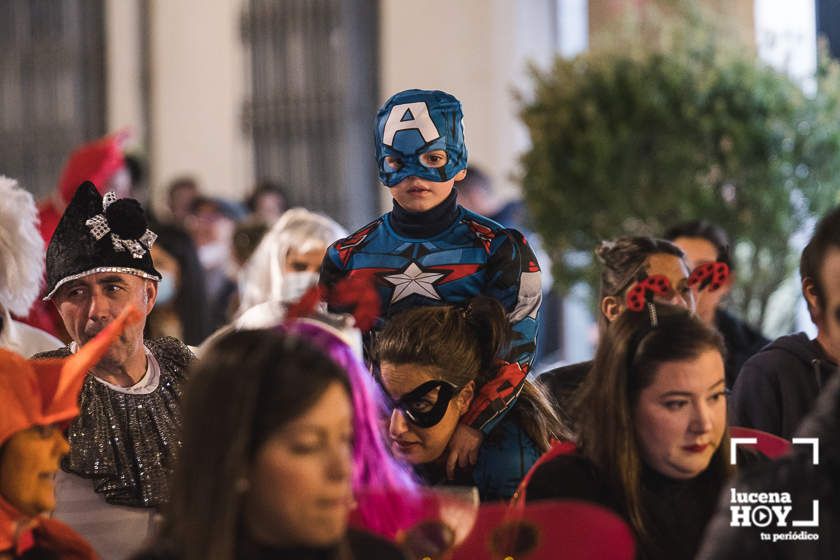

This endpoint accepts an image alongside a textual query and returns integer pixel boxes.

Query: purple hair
[281,320,422,538]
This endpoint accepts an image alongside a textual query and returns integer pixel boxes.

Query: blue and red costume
[322,88,543,433]
[321,190,542,432]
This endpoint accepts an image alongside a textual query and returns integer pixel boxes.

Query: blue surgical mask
[374,89,468,187]
[156,272,177,305]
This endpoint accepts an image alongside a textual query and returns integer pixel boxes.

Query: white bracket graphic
[730,436,819,465]
[792,437,819,465]
[731,437,757,464]
[792,500,820,527]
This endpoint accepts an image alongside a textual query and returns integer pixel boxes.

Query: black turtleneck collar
[389,189,459,238]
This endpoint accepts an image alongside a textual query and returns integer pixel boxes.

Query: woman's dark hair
[573,303,731,546]
[148,223,213,345]
[157,329,351,560]
[595,236,684,330]
[376,296,566,450]
[800,205,840,322]
[663,219,733,269]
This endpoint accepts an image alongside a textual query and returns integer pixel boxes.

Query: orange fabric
[0,305,142,446]
[0,306,139,556]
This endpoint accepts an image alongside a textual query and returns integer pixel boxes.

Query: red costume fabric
[25,133,127,338]
[37,133,126,244]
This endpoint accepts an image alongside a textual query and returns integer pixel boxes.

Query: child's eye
[420,151,448,168]
[385,156,403,171]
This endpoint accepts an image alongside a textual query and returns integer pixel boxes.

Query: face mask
[280,271,319,303]
[384,380,461,429]
[197,242,229,270]
[375,89,468,187]
[155,272,177,306]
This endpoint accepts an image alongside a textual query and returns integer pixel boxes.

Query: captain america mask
[375,89,468,187]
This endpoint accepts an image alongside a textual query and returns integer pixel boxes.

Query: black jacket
[715,308,768,388]
[730,333,836,439]
[525,453,729,560]
[698,368,840,559]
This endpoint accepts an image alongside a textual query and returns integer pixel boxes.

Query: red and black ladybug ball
[625,275,673,311]
[688,262,730,293]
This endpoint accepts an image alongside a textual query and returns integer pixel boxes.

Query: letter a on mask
[382,102,440,147]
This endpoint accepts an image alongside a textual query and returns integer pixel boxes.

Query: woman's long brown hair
[156,329,351,560]
[376,296,567,450]
[572,303,733,545]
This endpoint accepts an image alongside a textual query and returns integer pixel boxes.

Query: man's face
[817,247,840,360]
[53,272,155,368]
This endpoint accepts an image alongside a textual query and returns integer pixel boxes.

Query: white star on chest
[384,262,445,303]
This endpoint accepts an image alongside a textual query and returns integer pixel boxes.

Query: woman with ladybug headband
[538,236,695,427]
[524,300,758,560]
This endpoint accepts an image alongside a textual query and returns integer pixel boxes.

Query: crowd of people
[0,88,837,559]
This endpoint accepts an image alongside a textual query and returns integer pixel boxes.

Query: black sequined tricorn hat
[44,182,161,300]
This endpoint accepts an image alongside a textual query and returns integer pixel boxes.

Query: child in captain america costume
[320,89,543,477]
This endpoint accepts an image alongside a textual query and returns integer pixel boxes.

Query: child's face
[388,150,467,212]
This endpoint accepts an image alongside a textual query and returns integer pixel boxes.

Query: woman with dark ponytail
[375,296,566,501]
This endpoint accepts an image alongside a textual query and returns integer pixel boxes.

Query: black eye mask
[386,380,460,428]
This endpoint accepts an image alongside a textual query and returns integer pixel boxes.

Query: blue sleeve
[472,418,542,502]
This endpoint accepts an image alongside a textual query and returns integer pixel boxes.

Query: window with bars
[242,0,379,230]
[0,0,105,199]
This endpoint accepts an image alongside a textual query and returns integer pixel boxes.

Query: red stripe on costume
[426,263,481,284]
[461,362,527,427]
[335,222,379,266]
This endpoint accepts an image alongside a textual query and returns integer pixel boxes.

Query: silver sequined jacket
[34,336,194,508]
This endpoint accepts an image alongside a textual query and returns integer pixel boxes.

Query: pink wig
[282,320,422,538]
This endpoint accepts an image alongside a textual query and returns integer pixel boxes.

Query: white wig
[0,176,45,316]
[237,207,347,315]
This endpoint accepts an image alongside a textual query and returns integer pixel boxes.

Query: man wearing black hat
[34,182,194,559]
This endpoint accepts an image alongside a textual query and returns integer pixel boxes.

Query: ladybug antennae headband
[625,274,674,327]
[688,261,730,293]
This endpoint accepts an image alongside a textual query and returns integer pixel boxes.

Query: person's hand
[446,424,484,480]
